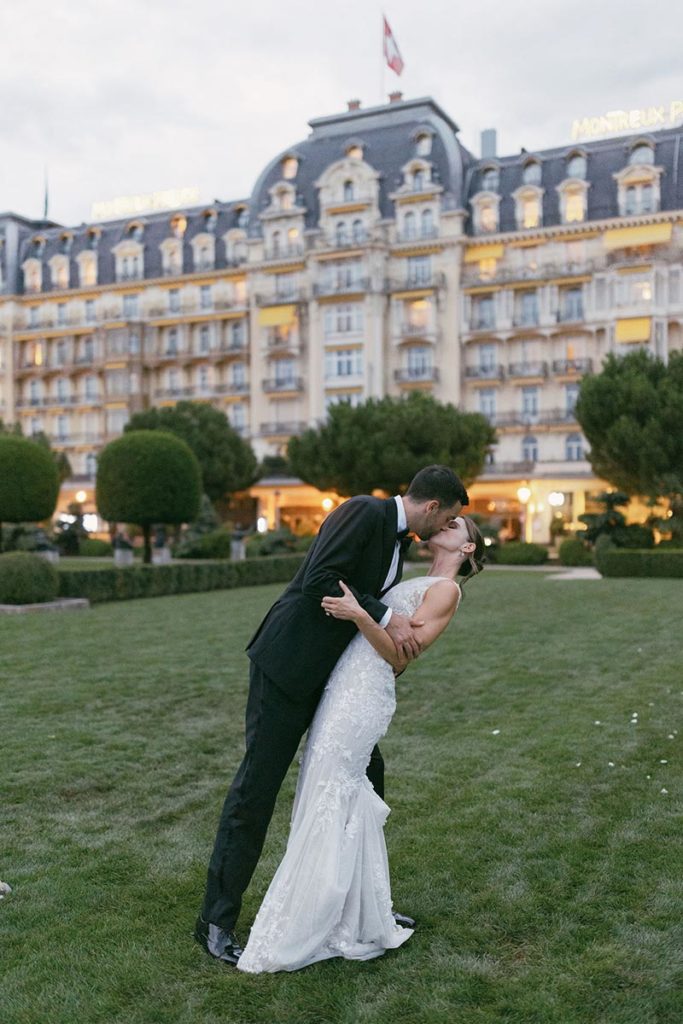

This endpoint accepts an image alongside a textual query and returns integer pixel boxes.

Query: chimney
[347,99,361,111]
[481,129,497,159]
[389,91,403,104]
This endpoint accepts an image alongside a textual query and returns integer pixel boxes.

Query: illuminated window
[478,257,497,281]
[287,227,300,246]
[629,143,654,165]
[564,188,585,223]
[346,144,363,160]
[282,157,298,179]
[480,202,498,232]
[522,196,540,228]
[170,215,187,238]
[522,161,541,185]
[416,133,432,156]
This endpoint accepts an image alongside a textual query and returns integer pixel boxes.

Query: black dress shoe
[393,910,416,929]
[194,915,243,965]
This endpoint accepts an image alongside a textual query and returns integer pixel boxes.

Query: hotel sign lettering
[90,187,201,221]
[571,100,683,141]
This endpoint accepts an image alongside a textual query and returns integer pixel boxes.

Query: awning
[463,243,504,263]
[615,317,651,343]
[604,223,672,250]
[257,305,297,328]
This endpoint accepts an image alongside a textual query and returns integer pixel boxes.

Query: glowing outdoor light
[321,498,334,512]
[83,513,98,532]
[516,485,531,505]
[75,490,87,503]
[548,491,565,507]
[256,516,268,534]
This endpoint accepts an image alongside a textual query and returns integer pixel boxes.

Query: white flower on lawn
[0,881,12,897]
[661,788,668,795]
[646,774,651,779]
[660,759,668,764]
[648,702,654,707]
[575,762,582,767]
[491,729,500,735]
[608,761,615,767]
[594,720,602,725]
[668,734,675,740]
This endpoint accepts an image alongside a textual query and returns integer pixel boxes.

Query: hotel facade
[1,94,681,541]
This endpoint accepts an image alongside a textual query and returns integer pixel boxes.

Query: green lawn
[1,573,681,1024]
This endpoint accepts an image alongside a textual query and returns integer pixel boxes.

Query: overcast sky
[1,0,681,226]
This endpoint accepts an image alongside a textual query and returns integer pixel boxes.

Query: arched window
[86,453,97,477]
[566,153,587,179]
[522,435,538,462]
[231,320,244,346]
[282,157,298,179]
[235,206,248,228]
[352,219,365,243]
[625,185,637,215]
[421,208,434,237]
[335,221,348,246]
[480,201,498,233]
[565,433,583,461]
[203,210,217,233]
[271,230,281,255]
[481,166,499,192]
[416,133,432,157]
[522,161,541,185]
[521,195,541,229]
[343,180,354,202]
[403,211,416,239]
[413,169,425,191]
[641,183,654,213]
[629,143,654,165]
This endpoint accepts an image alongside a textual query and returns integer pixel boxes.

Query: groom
[195,464,468,963]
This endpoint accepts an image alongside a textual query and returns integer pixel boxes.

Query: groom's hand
[385,613,424,660]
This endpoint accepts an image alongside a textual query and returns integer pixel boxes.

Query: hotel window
[563,187,585,223]
[83,336,94,362]
[232,362,246,387]
[522,161,541,185]
[166,327,179,355]
[29,306,39,327]
[421,208,434,237]
[641,183,654,213]
[85,299,95,323]
[565,433,584,461]
[56,342,67,367]
[478,343,496,372]
[231,403,247,430]
[481,167,499,192]
[123,294,139,318]
[235,207,248,229]
[521,195,540,229]
[271,230,281,256]
[473,295,495,329]
[129,331,139,354]
[325,303,363,335]
[231,320,245,347]
[522,435,538,462]
[274,358,295,385]
[628,143,654,165]
[403,211,416,239]
[168,289,180,313]
[29,380,41,404]
[406,298,429,329]
[335,221,349,246]
[478,388,496,418]
[416,133,432,157]
[57,377,69,400]
[85,376,98,400]
[200,285,212,309]
[517,291,539,325]
[275,272,295,299]
[413,169,425,191]
[86,453,97,476]
[199,324,211,354]
[343,180,355,201]
[79,253,97,287]
[57,303,67,326]
[198,365,210,392]
[560,287,583,321]
[407,255,431,285]
[325,348,362,379]
[56,415,69,441]
[168,368,180,393]
[625,186,637,215]
[282,156,298,180]
[197,244,213,270]
[407,345,431,377]
[566,153,587,179]
[30,416,42,435]
[565,383,580,415]
[479,201,498,233]
[521,386,539,419]
[478,256,497,280]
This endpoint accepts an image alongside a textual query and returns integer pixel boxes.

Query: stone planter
[152,546,172,565]
[114,548,135,566]
[36,549,60,564]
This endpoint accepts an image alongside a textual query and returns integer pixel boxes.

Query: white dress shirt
[378,495,407,628]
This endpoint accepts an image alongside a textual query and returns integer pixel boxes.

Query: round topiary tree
[0,436,60,553]
[0,551,59,605]
[95,431,202,564]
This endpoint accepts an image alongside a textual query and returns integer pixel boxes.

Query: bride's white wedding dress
[237,575,455,974]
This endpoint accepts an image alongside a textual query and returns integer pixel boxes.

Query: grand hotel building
[1,94,682,540]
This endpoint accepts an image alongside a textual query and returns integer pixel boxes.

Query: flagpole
[380,10,385,105]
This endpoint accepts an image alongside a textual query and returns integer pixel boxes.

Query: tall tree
[96,431,201,563]
[0,435,60,552]
[575,350,683,540]
[288,392,495,496]
[125,401,257,505]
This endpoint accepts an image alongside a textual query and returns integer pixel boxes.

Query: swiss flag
[383,16,404,76]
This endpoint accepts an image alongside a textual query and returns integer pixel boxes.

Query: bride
[236,515,485,974]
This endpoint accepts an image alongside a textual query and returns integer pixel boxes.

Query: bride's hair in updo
[458,516,486,588]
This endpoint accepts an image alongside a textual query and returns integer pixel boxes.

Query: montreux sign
[571,100,683,141]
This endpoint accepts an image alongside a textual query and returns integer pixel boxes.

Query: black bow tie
[396,528,411,541]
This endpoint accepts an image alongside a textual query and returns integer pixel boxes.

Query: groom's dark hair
[406,464,469,508]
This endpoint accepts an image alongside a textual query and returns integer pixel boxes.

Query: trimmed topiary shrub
[597,548,683,578]
[496,542,549,565]
[80,538,113,557]
[611,523,655,549]
[558,538,593,567]
[594,534,615,574]
[175,529,233,560]
[0,551,59,604]
[0,436,59,553]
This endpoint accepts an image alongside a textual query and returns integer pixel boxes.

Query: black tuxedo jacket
[246,495,405,698]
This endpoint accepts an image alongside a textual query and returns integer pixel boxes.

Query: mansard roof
[465,125,683,234]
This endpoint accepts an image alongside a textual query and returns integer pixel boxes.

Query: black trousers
[201,661,385,931]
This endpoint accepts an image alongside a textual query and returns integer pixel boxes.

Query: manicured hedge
[558,538,593,567]
[0,551,59,604]
[597,548,683,578]
[496,542,549,565]
[57,554,306,603]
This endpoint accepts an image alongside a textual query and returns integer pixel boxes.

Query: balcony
[397,322,438,343]
[492,408,579,429]
[394,367,440,384]
[464,364,505,381]
[215,381,250,396]
[512,312,540,328]
[461,258,604,288]
[467,316,496,333]
[264,328,301,353]
[260,420,307,437]
[552,358,593,376]
[262,376,304,393]
[263,244,304,262]
[507,361,548,379]
[479,460,536,477]
[154,387,193,399]
[394,227,440,244]
[322,232,369,250]
[386,271,446,292]
[254,288,306,306]
[313,277,370,297]
[556,305,584,323]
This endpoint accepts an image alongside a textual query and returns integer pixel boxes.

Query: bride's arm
[322,581,461,674]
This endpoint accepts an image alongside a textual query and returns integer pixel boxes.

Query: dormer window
[282,156,298,179]
[413,169,425,191]
[60,233,72,254]
[481,166,499,192]
[126,222,144,241]
[416,133,432,157]
[472,193,501,234]
[558,177,589,224]
[234,206,248,228]
[170,214,187,238]
[87,228,100,250]
[513,185,543,230]
[343,180,355,202]
[346,144,363,160]
[629,143,654,165]
[566,152,587,179]
[522,160,542,185]
[276,188,294,211]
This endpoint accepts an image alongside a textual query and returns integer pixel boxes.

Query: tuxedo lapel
[377,498,399,592]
